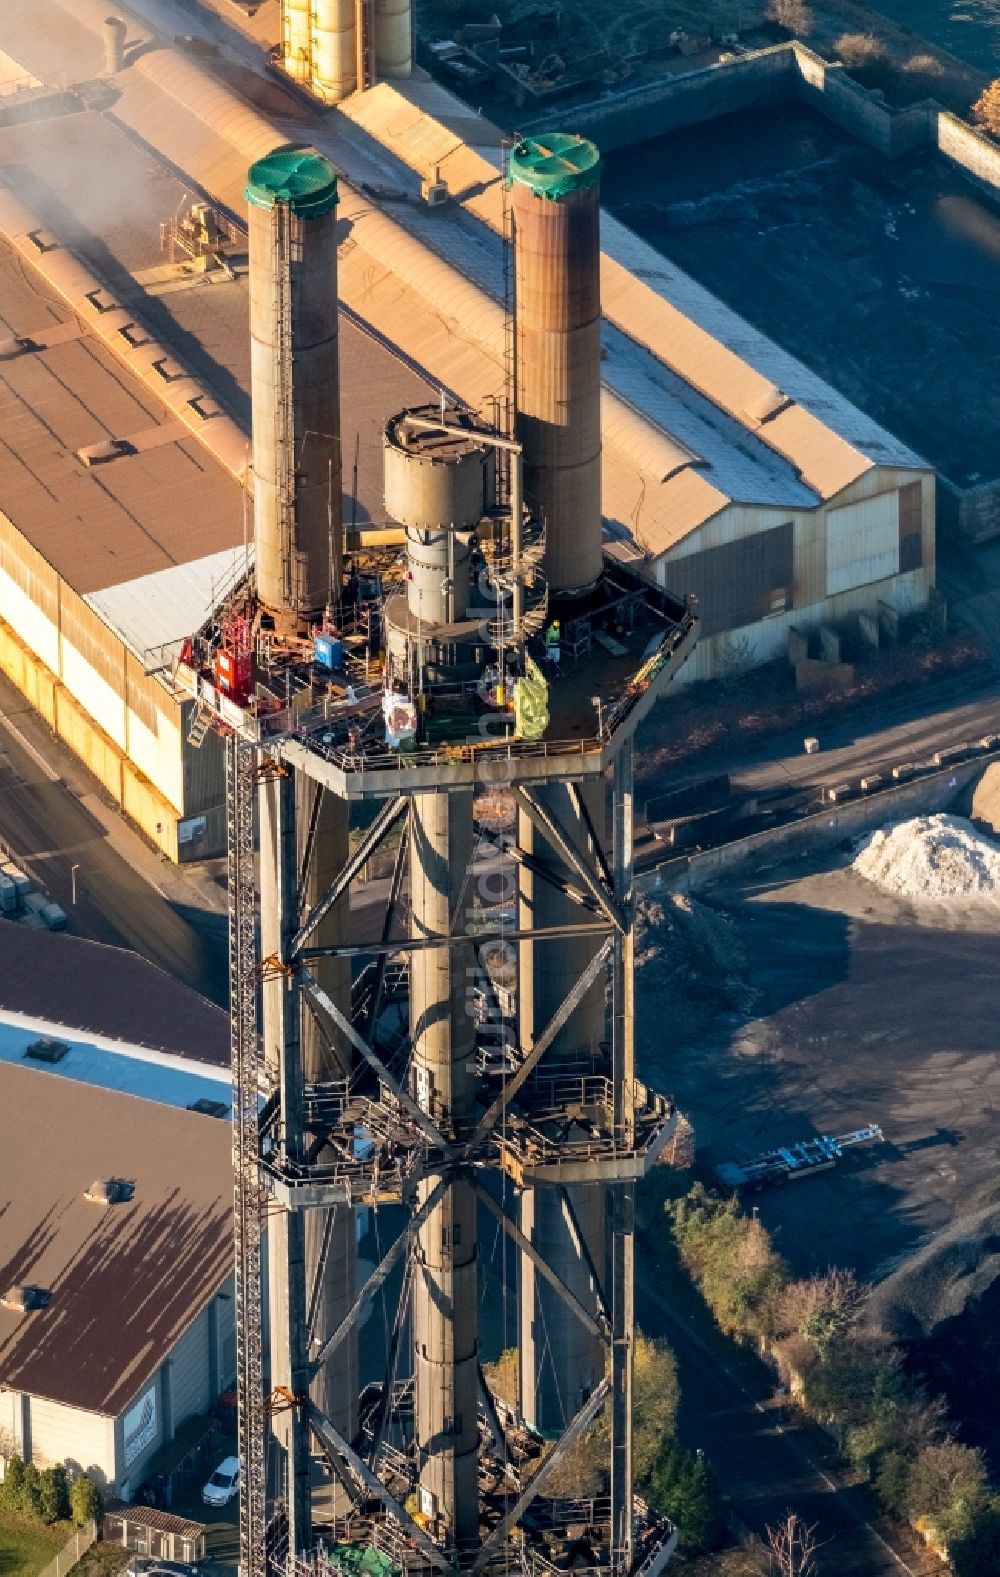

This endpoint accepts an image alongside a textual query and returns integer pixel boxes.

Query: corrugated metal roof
[338,83,929,505]
[0,240,246,595]
[87,545,253,665]
[0,925,228,1066]
[0,1059,231,1416]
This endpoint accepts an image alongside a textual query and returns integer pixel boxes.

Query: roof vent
[745,389,792,425]
[84,288,121,315]
[187,1098,230,1119]
[187,394,222,422]
[2,1285,51,1312]
[118,322,150,349]
[77,438,136,468]
[84,1178,135,1205]
[24,1037,70,1064]
[26,229,58,254]
[0,336,38,362]
[152,356,185,384]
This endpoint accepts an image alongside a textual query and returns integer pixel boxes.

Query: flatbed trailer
[715,1124,884,1192]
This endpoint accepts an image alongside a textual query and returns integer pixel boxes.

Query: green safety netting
[325,1545,398,1577]
[507,133,600,200]
[245,145,339,217]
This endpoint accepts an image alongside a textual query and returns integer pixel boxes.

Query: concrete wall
[534,40,1000,186]
[528,44,798,153]
[641,753,991,894]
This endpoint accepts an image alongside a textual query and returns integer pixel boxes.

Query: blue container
[314,634,343,670]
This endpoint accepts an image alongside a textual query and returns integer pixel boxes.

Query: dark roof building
[0,927,228,1065]
[0,1063,234,1495]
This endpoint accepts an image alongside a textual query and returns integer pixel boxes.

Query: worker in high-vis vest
[544,618,561,673]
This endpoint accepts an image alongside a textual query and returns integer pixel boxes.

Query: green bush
[648,1439,723,1553]
[667,1185,786,1340]
[70,1473,103,1528]
[905,1441,988,1546]
[951,1496,1000,1576]
[0,1454,26,1513]
[40,1465,71,1524]
[20,1464,44,1522]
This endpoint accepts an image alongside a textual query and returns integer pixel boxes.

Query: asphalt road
[0,674,228,1005]
[640,667,1000,813]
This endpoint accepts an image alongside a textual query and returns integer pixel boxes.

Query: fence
[36,1520,97,1577]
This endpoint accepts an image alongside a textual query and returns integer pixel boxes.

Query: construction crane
[715,1124,885,1193]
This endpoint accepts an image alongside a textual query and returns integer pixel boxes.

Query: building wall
[658,468,934,682]
[0,509,225,861]
[25,1396,116,1484]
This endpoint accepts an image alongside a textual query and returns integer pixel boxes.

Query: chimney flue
[509,133,603,598]
[103,16,127,75]
[246,146,342,618]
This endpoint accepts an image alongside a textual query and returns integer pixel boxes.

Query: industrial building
[0,7,941,1577]
[0,0,934,862]
[0,1061,234,1498]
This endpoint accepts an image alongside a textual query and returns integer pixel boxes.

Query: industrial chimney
[103,16,127,75]
[509,134,603,598]
[246,146,342,619]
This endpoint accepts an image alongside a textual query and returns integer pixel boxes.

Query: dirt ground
[635,854,1000,1291]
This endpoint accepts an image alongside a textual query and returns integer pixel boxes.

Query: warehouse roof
[0,1,929,581]
[0,1061,232,1415]
[0,927,229,1065]
[0,235,245,596]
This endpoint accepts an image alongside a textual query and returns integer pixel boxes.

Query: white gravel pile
[853,813,1000,899]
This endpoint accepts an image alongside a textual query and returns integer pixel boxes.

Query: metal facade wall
[28,1395,116,1483]
[167,1307,213,1426]
[665,521,793,638]
[826,490,900,597]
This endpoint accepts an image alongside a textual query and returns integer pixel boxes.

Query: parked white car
[202,1456,241,1507]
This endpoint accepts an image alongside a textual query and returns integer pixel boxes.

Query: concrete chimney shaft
[246,147,342,618]
[104,16,127,75]
[510,134,603,598]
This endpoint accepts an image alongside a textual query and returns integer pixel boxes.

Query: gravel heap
[853,813,1000,899]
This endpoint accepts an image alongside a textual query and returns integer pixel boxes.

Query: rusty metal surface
[512,181,602,596]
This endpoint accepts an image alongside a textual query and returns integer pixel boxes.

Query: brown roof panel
[0,1062,232,1416]
[0,927,228,1064]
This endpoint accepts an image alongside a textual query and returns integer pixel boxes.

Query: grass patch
[0,1516,67,1577]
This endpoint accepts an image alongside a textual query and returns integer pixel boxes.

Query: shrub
[20,1464,44,1521]
[950,1496,1000,1577]
[40,1464,71,1524]
[835,32,887,71]
[70,1472,103,1528]
[906,1441,988,1546]
[972,80,1000,138]
[668,1186,786,1340]
[648,1439,723,1552]
[765,0,813,36]
[0,1454,26,1513]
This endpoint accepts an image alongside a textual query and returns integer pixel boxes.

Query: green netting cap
[246,145,339,217]
[507,133,600,201]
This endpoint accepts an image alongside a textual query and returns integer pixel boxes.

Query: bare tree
[766,0,813,36]
[764,1513,820,1576]
[972,80,1000,138]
